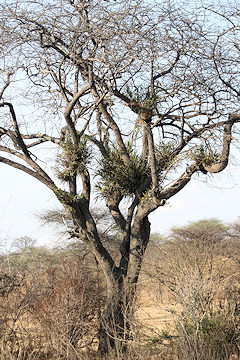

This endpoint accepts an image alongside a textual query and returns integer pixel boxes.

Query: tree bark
[98,274,126,356]
[128,216,151,287]
[98,217,151,356]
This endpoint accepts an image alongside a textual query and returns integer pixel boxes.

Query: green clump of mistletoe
[96,144,151,198]
[155,141,176,170]
[190,145,221,166]
[125,85,158,111]
[56,138,90,182]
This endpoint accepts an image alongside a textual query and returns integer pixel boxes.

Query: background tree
[0,0,240,355]
[147,219,240,359]
[11,236,36,253]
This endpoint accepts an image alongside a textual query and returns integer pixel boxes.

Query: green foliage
[176,307,240,360]
[96,144,151,197]
[171,218,228,243]
[56,138,90,182]
[54,187,75,205]
[155,141,176,170]
[125,85,158,111]
[190,145,221,166]
[96,140,178,199]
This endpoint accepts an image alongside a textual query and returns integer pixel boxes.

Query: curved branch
[107,197,126,232]
[64,84,91,143]
[152,49,181,82]
[0,156,56,190]
[171,115,240,159]
[135,162,199,222]
[0,71,14,101]
[0,102,55,184]
[91,85,130,164]
[161,163,199,200]
[202,114,240,173]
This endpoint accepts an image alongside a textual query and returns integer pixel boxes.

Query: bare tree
[0,0,240,355]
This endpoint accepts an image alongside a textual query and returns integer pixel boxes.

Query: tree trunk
[128,216,151,286]
[98,216,151,356]
[98,276,127,356]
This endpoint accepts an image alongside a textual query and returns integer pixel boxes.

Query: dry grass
[0,221,240,359]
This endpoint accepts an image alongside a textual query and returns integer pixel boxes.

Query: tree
[0,0,240,355]
[150,219,240,359]
[11,236,36,253]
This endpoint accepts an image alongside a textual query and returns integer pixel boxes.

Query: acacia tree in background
[0,0,240,355]
[148,219,240,359]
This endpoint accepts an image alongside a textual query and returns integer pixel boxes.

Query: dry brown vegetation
[0,219,240,359]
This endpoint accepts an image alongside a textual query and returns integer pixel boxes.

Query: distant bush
[144,219,240,360]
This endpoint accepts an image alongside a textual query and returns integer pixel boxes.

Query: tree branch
[107,197,126,232]
[146,123,158,190]
[0,102,55,184]
[0,156,56,190]
[119,197,139,276]
[134,162,199,222]
[91,85,130,165]
[152,49,181,82]
[64,84,91,143]
[0,71,14,101]
[202,114,240,173]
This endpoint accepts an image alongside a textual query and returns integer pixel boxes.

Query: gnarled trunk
[98,216,151,356]
[98,276,126,356]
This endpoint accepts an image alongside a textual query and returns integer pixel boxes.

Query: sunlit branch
[0,155,56,190]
